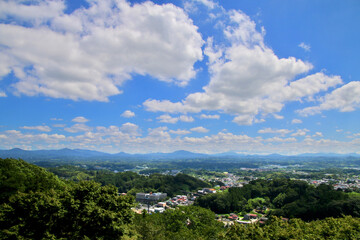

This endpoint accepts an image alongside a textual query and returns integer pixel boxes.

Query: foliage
[47,165,95,181]
[0,158,65,203]
[95,172,210,197]
[0,159,136,239]
[134,206,223,240]
[220,216,360,240]
[195,178,360,220]
[0,181,136,239]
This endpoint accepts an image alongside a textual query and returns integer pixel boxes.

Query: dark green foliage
[95,172,210,197]
[47,165,95,181]
[195,178,360,220]
[220,216,360,240]
[134,206,223,240]
[0,181,136,239]
[0,159,136,239]
[0,158,65,203]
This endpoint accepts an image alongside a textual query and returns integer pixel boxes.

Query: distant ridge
[0,148,359,161]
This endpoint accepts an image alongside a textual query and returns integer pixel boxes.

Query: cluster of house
[134,192,197,213]
[167,195,192,206]
[297,178,360,190]
[197,188,217,194]
[217,213,269,226]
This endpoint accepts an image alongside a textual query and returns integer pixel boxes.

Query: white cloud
[72,116,89,123]
[121,110,135,118]
[258,128,292,135]
[265,137,297,143]
[157,114,194,123]
[2,127,360,155]
[199,114,220,119]
[0,91,6,97]
[232,115,255,126]
[2,130,66,148]
[169,129,191,135]
[179,115,194,122]
[157,114,179,124]
[190,126,209,133]
[144,99,198,113]
[0,0,65,22]
[64,123,92,133]
[298,81,360,116]
[273,114,284,120]
[20,125,51,132]
[0,0,203,101]
[143,10,341,125]
[291,129,309,137]
[313,132,323,137]
[292,119,302,124]
[298,42,311,52]
[147,127,170,140]
[192,0,217,9]
[119,122,140,136]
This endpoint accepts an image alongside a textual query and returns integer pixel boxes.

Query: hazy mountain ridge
[0,148,359,161]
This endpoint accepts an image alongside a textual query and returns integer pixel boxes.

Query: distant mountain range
[0,148,359,161]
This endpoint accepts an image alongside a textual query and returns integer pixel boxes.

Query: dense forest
[195,178,360,220]
[46,164,210,197]
[1,158,360,239]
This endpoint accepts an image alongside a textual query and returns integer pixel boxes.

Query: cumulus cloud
[0,0,65,22]
[258,128,292,135]
[291,129,309,137]
[119,122,140,136]
[298,81,360,116]
[169,129,191,135]
[199,114,220,119]
[157,114,179,124]
[179,115,194,122]
[72,116,89,123]
[64,123,92,133]
[2,126,360,155]
[0,91,6,97]
[0,0,203,101]
[313,132,323,137]
[273,114,284,120]
[20,125,51,132]
[157,114,194,123]
[2,129,66,148]
[265,137,297,143]
[190,126,209,133]
[192,0,217,9]
[121,110,135,118]
[143,10,341,125]
[232,115,255,126]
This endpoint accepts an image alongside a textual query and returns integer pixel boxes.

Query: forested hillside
[195,178,360,220]
[1,158,360,239]
[94,171,210,197]
[0,158,136,239]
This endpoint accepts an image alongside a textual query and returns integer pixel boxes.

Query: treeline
[135,210,360,240]
[46,165,211,197]
[2,158,360,239]
[195,178,360,220]
[0,158,135,239]
[94,171,210,197]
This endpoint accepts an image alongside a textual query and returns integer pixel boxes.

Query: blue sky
[0,0,360,154]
